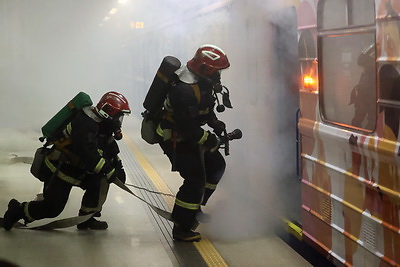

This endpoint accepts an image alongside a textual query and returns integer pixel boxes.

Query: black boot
[3,199,25,231]
[77,217,108,230]
[173,224,201,242]
[77,210,108,230]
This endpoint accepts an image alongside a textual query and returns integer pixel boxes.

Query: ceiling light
[109,8,118,15]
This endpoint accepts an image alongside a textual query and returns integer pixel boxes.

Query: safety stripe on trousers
[123,134,228,267]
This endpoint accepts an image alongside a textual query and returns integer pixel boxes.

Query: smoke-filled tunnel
[0,1,336,266]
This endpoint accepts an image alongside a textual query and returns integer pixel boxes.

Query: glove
[113,158,126,184]
[115,168,126,184]
[105,168,117,184]
[209,120,226,136]
[202,132,220,152]
[101,160,117,184]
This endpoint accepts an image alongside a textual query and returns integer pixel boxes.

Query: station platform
[0,117,312,267]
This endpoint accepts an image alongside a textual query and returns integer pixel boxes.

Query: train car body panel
[297,0,400,266]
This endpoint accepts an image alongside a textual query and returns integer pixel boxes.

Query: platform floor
[0,117,311,267]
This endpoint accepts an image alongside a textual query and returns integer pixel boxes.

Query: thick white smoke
[0,0,300,241]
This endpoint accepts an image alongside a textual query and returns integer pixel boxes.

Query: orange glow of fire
[303,75,314,88]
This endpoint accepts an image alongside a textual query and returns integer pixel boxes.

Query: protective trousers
[25,164,108,221]
[159,140,226,229]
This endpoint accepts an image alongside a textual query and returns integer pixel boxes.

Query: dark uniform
[26,109,123,223]
[3,91,130,231]
[157,79,226,234]
[148,44,230,241]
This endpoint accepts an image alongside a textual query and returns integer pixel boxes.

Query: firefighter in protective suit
[157,44,230,241]
[3,91,131,231]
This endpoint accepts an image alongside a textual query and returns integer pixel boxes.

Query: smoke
[0,0,299,241]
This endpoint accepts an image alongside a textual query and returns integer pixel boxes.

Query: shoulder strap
[190,84,201,104]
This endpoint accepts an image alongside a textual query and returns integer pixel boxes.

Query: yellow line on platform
[194,240,228,267]
[123,135,228,267]
[123,135,174,209]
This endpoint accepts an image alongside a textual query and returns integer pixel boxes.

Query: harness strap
[190,84,202,104]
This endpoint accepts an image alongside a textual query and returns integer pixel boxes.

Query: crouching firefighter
[155,45,231,242]
[3,91,131,231]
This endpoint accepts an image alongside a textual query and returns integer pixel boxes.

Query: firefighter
[157,44,230,241]
[3,91,131,231]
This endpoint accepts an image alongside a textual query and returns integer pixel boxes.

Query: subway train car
[2,0,400,266]
[297,0,400,266]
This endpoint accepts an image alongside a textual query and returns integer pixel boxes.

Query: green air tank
[41,92,93,142]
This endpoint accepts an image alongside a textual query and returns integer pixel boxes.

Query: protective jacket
[157,79,219,144]
[43,107,118,186]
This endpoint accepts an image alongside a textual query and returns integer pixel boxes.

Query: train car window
[378,20,400,60]
[380,65,400,101]
[318,0,376,131]
[351,0,375,26]
[320,33,376,130]
[299,30,316,59]
[378,65,400,139]
[319,0,347,29]
[298,30,317,92]
[319,0,375,29]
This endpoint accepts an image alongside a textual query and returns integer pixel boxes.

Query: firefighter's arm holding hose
[206,118,242,155]
[206,113,242,155]
[70,115,124,184]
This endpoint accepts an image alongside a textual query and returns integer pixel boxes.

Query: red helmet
[96,91,131,119]
[187,44,230,78]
